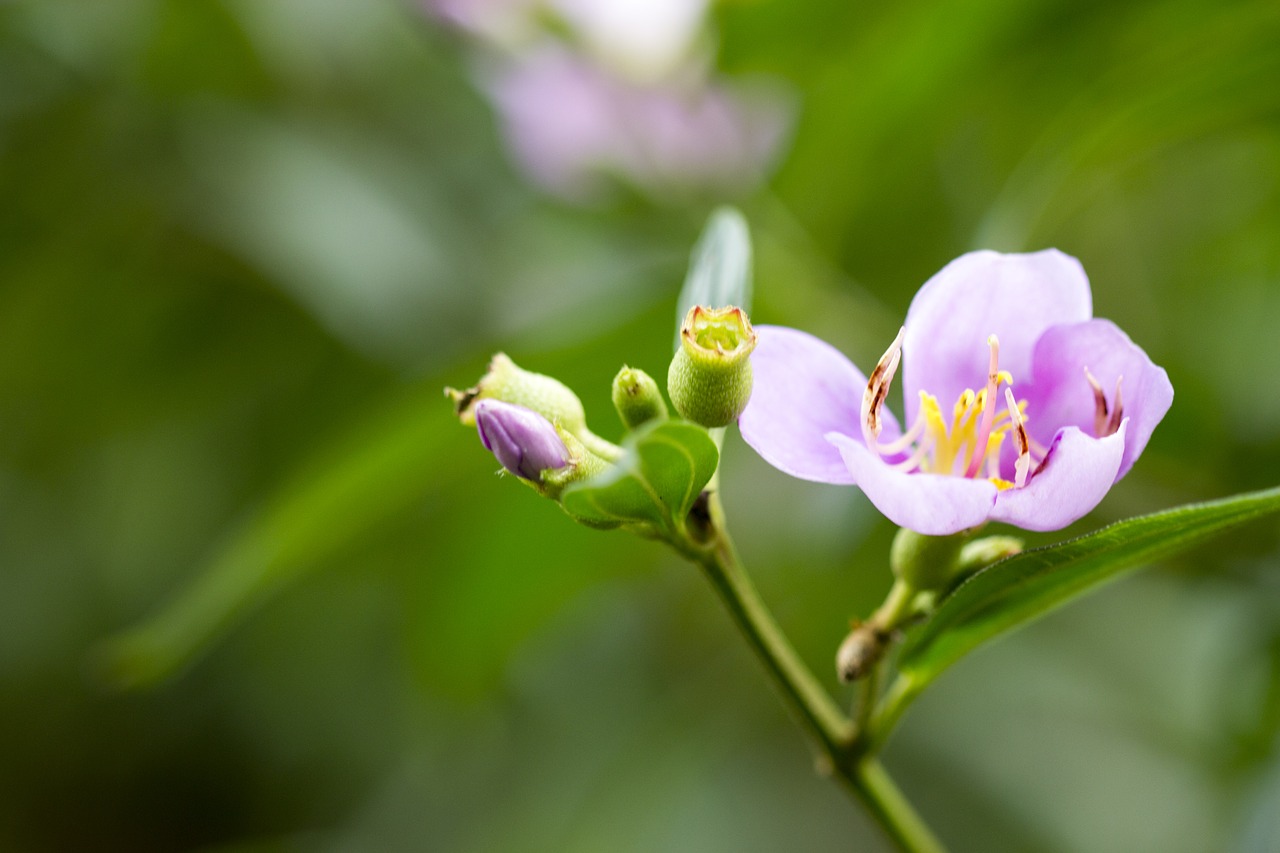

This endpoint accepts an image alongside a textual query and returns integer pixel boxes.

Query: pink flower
[739,250,1174,535]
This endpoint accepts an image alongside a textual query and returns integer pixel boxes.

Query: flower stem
[673,491,944,852]
[867,672,926,755]
[682,514,852,755]
[844,758,947,853]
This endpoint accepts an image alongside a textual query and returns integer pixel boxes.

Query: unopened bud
[612,366,668,430]
[889,528,969,592]
[956,535,1023,577]
[836,622,888,683]
[667,305,757,428]
[474,400,570,481]
[447,353,621,461]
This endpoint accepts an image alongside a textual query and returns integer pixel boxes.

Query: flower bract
[738,250,1173,535]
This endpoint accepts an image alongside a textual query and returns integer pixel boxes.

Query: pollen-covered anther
[1004,387,1032,488]
[861,326,904,446]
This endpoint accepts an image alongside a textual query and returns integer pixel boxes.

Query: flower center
[860,328,1039,491]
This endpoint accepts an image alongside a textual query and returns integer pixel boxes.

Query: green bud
[446,353,622,461]
[667,305,757,428]
[889,528,970,592]
[956,535,1023,576]
[611,365,669,430]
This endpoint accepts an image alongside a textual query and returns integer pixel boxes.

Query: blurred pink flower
[421,0,792,199]
[483,48,790,198]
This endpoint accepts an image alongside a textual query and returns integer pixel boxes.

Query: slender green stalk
[867,672,926,754]
[670,490,944,851]
[845,759,947,853]
[691,531,852,753]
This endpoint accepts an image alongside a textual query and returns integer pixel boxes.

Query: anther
[1105,376,1124,436]
[1084,366,1109,437]
[1004,387,1031,488]
[862,327,905,447]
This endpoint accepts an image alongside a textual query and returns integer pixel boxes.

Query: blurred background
[2,0,1280,850]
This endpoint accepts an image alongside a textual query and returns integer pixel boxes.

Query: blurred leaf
[675,207,753,345]
[897,485,1280,687]
[97,392,451,689]
[560,421,718,534]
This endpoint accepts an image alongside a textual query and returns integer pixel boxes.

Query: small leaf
[560,420,719,533]
[897,486,1280,685]
[675,207,752,345]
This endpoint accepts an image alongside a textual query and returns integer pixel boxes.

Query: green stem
[867,672,926,755]
[844,758,947,853]
[674,491,944,851]
[682,513,851,755]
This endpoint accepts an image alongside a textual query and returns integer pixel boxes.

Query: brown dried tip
[835,622,889,683]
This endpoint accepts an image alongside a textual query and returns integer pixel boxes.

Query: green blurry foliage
[2,0,1279,851]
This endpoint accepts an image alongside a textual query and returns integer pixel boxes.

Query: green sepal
[559,420,719,536]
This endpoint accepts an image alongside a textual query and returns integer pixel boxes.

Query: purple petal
[1022,319,1173,480]
[825,433,997,535]
[739,326,895,485]
[902,250,1093,424]
[989,423,1126,531]
[474,400,569,480]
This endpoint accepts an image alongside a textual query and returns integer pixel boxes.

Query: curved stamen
[874,392,929,456]
[1084,366,1108,437]
[1106,376,1124,435]
[965,336,1003,478]
[861,327,904,447]
[1004,387,1031,488]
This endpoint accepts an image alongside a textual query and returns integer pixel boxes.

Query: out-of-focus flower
[474,399,569,480]
[422,0,792,199]
[739,250,1174,535]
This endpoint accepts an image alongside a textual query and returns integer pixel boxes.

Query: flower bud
[611,366,668,430]
[667,305,757,428]
[956,535,1023,576]
[447,353,621,461]
[474,400,569,481]
[889,528,969,592]
[448,353,586,432]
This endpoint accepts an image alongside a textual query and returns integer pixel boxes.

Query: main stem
[676,492,944,853]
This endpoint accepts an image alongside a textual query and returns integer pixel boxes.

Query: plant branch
[670,489,944,851]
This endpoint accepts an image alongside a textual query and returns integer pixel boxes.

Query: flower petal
[989,423,1126,531]
[902,250,1093,423]
[826,433,997,535]
[739,326,895,484]
[1022,319,1173,480]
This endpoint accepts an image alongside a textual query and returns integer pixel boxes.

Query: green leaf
[675,207,753,344]
[897,486,1280,685]
[560,420,719,533]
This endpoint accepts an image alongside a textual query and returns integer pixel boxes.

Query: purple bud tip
[474,400,570,480]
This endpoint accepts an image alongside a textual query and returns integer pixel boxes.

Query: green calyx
[538,430,612,501]
[612,365,669,430]
[446,353,621,461]
[890,528,1025,592]
[667,305,757,428]
[889,528,970,592]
